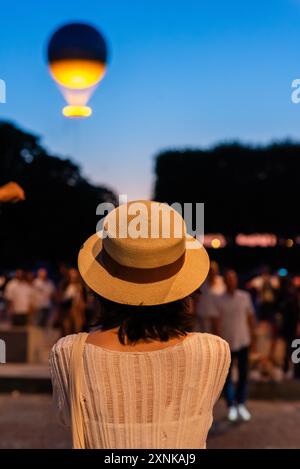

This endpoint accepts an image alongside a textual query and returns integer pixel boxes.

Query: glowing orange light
[49,59,106,89]
[235,233,277,247]
[211,238,221,249]
[286,238,294,248]
[203,234,226,248]
[62,105,92,118]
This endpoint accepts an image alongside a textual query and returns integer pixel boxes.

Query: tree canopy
[154,142,299,237]
[0,121,117,268]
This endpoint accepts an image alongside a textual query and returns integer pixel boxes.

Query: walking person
[49,200,230,449]
[211,269,256,422]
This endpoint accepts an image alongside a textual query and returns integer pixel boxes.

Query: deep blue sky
[1,0,300,199]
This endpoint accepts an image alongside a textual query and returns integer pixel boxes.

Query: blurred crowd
[192,262,300,421]
[194,262,300,381]
[0,262,300,387]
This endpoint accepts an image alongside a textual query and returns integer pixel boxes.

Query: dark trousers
[12,313,28,327]
[37,307,50,327]
[224,346,249,407]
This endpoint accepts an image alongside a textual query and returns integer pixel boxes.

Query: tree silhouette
[154,142,299,236]
[154,142,300,271]
[0,121,117,268]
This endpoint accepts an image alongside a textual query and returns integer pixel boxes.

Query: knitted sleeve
[207,335,231,405]
[49,335,76,427]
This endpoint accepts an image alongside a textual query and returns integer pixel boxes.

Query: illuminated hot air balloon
[47,23,108,117]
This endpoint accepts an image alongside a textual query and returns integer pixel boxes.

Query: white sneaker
[227,406,238,422]
[238,404,251,421]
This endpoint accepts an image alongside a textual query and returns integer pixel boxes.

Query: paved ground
[0,394,300,449]
[0,394,71,449]
[209,400,300,448]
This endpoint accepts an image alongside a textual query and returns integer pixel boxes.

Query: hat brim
[78,233,210,306]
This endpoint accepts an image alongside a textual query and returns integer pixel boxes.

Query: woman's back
[50,332,230,449]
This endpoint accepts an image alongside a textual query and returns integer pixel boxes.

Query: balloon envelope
[47,23,108,116]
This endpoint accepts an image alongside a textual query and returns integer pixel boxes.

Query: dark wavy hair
[91,295,195,345]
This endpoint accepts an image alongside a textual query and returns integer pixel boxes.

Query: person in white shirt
[33,268,55,327]
[4,269,35,326]
[211,269,256,422]
[194,261,225,333]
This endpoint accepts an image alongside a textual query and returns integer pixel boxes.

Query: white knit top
[49,332,230,449]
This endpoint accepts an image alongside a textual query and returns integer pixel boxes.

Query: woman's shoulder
[50,332,87,356]
[192,333,231,375]
[192,332,230,352]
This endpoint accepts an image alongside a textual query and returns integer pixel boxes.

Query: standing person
[49,200,230,449]
[51,263,70,330]
[247,267,279,366]
[247,266,279,322]
[33,268,55,327]
[211,269,256,422]
[61,268,86,335]
[4,269,35,326]
[57,263,70,296]
[194,260,225,333]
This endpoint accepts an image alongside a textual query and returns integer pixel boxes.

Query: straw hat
[78,200,209,305]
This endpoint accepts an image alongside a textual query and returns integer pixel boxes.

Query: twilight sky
[1,0,300,199]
